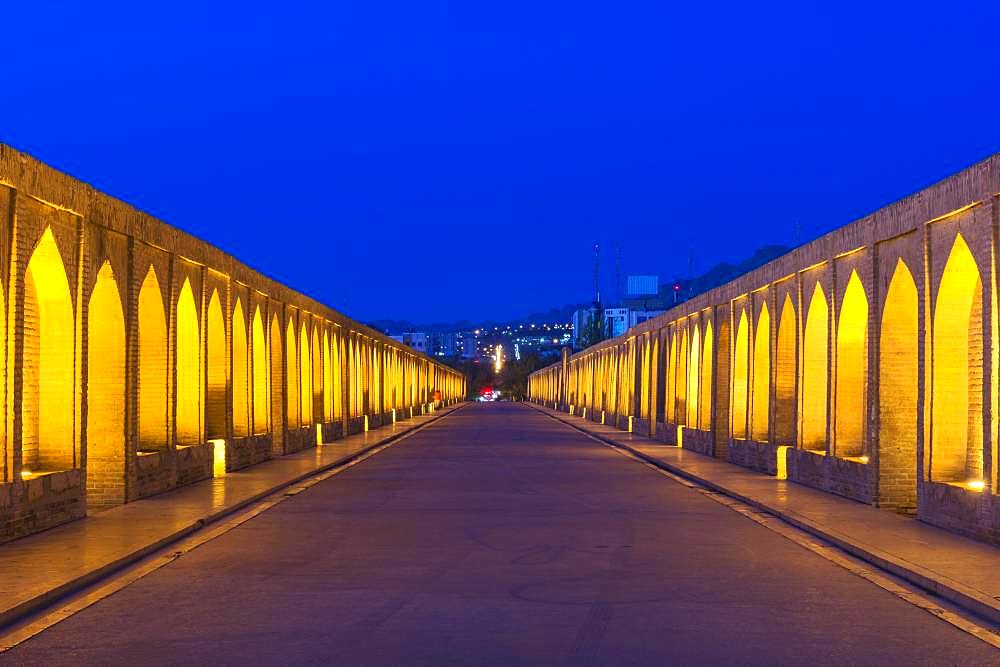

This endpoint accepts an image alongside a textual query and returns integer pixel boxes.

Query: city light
[967,480,986,491]
[495,344,503,373]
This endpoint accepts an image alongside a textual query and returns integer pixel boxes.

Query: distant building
[572,308,594,346]
[460,332,478,359]
[604,307,629,338]
[392,332,428,354]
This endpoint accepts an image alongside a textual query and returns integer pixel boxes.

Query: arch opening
[752,303,770,441]
[802,283,829,453]
[879,259,918,508]
[232,299,249,438]
[932,234,984,485]
[138,267,168,452]
[252,307,268,435]
[86,261,124,504]
[835,270,868,459]
[206,290,226,440]
[775,294,796,444]
[732,309,749,439]
[175,278,201,445]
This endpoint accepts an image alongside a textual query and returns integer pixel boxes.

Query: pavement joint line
[0,403,468,642]
[528,403,1000,647]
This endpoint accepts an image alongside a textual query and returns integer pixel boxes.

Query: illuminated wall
[206,291,226,440]
[232,299,249,438]
[286,319,299,428]
[751,303,770,441]
[932,234,982,483]
[700,322,713,428]
[138,267,168,452]
[774,295,796,444]
[252,307,268,435]
[835,271,868,458]
[879,259,918,507]
[23,228,75,471]
[86,262,125,504]
[731,310,749,439]
[175,279,201,445]
[688,325,700,428]
[801,283,828,452]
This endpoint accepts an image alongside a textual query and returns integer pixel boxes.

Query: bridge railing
[0,143,465,543]
[531,152,1000,545]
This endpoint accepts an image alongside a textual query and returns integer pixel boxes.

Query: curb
[0,403,467,630]
[529,403,1000,627]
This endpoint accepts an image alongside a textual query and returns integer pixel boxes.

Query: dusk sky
[2,2,998,323]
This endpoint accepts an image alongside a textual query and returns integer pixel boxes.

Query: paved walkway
[3,402,995,663]
[0,404,463,628]
[531,403,1000,625]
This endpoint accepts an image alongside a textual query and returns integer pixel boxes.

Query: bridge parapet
[531,152,1000,544]
[0,143,465,543]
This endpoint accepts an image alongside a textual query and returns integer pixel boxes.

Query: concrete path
[3,402,995,663]
[532,403,1000,625]
[0,405,463,628]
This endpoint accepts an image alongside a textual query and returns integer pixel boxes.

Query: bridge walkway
[2,402,995,662]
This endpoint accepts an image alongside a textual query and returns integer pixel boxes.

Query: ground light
[967,480,986,491]
[210,439,226,477]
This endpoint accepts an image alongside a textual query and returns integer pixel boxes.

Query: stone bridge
[531,152,1000,544]
[0,144,464,543]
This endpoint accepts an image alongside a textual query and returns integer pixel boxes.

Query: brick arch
[175,277,201,445]
[300,321,312,425]
[232,298,249,438]
[802,282,829,452]
[732,308,749,439]
[931,233,983,484]
[835,270,868,458]
[775,293,796,445]
[138,266,168,452]
[878,258,918,508]
[205,289,226,440]
[700,321,713,429]
[688,324,701,428]
[86,261,125,505]
[252,306,268,435]
[752,301,770,441]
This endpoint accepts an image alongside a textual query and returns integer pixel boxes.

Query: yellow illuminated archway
[775,294,796,444]
[802,282,828,452]
[700,322,713,428]
[732,309,749,439]
[688,325,700,428]
[206,290,226,439]
[880,259,918,506]
[286,319,299,427]
[87,261,125,502]
[252,306,268,435]
[138,266,168,451]
[232,299,249,437]
[835,271,868,458]
[300,322,312,425]
[752,303,770,440]
[932,234,983,483]
[175,278,201,445]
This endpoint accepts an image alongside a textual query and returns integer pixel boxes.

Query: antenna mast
[593,242,601,307]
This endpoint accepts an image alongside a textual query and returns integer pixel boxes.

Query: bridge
[530,151,1000,545]
[0,143,464,542]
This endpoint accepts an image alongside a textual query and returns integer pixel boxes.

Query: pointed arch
[87,262,125,503]
[687,324,701,428]
[285,319,299,427]
[835,270,868,457]
[775,294,796,444]
[932,234,983,483]
[700,321,713,428]
[175,278,200,445]
[300,321,312,425]
[665,333,676,423]
[252,306,268,435]
[206,290,226,439]
[23,228,75,471]
[324,330,334,420]
[312,326,323,422]
[232,298,249,437]
[752,302,770,440]
[802,283,829,452]
[676,328,689,425]
[732,309,749,439]
[879,259,918,507]
[138,266,168,451]
[270,314,284,441]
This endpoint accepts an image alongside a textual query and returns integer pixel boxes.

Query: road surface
[5,403,996,663]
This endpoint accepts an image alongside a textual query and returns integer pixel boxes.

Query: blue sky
[2,1,998,323]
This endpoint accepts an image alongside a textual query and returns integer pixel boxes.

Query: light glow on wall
[752,303,770,440]
[835,271,868,458]
[802,283,829,452]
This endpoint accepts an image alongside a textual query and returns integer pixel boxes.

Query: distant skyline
[2,2,998,322]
